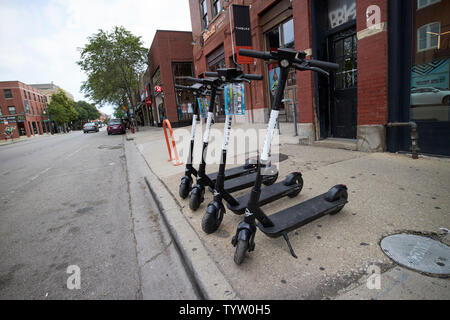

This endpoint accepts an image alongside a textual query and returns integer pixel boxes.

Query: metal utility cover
[381,234,450,276]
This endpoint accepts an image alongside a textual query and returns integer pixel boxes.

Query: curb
[135,142,239,300]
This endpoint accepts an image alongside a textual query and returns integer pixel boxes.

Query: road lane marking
[29,167,52,182]
[65,147,84,159]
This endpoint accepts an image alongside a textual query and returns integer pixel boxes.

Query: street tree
[74,100,100,128]
[47,90,78,133]
[77,26,147,115]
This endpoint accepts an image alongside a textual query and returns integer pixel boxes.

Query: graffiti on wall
[328,0,356,29]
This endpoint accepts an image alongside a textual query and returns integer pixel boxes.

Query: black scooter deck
[257,194,347,237]
[207,165,255,182]
[226,181,299,214]
[223,172,261,193]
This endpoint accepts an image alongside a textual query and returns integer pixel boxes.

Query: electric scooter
[174,83,210,199]
[183,76,279,211]
[231,48,348,265]
[201,68,304,234]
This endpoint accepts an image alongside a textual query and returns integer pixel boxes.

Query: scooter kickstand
[282,232,298,259]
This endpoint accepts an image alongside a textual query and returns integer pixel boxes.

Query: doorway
[328,27,358,139]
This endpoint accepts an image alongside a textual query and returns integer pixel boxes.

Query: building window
[417,0,440,10]
[24,90,27,99]
[200,0,208,30]
[211,0,220,19]
[417,22,440,52]
[4,89,12,99]
[8,106,16,115]
[33,93,36,101]
[24,100,30,113]
[28,92,31,100]
[0,108,2,116]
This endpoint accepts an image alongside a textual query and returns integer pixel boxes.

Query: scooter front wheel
[189,187,204,211]
[234,239,249,265]
[179,177,192,199]
[202,202,224,234]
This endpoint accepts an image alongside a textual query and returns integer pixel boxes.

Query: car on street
[83,122,99,133]
[107,118,126,135]
[411,87,450,106]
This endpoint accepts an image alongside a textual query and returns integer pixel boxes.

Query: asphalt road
[0,129,198,299]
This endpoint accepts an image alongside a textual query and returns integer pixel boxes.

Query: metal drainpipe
[386,122,419,159]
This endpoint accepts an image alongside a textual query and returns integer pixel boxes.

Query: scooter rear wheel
[284,173,304,198]
[262,172,278,186]
[329,189,348,215]
[234,239,249,265]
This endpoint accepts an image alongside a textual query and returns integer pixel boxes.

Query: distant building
[146,30,195,127]
[0,81,51,139]
[29,82,74,104]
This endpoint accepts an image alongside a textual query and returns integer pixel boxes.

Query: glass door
[329,27,358,139]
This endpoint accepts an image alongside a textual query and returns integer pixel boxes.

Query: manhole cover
[380,234,450,276]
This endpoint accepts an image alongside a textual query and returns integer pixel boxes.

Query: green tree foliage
[47,90,78,131]
[77,26,147,112]
[74,100,100,123]
[113,106,126,119]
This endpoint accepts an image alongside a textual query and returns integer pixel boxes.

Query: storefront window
[265,19,296,121]
[173,62,194,122]
[206,45,226,120]
[410,0,450,122]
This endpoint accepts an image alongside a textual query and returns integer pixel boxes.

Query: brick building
[145,30,195,127]
[188,0,450,156]
[0,81,50,140]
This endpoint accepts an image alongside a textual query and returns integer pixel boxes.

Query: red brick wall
[148,31,194,124]
[356,0,388,126]
[292,0,315,124]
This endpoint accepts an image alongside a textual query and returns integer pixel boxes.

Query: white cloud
[0,0,192,115]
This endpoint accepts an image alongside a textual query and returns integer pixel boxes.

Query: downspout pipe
[386,122,419,159]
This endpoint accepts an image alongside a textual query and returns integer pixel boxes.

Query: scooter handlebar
[243,74,263,81]
[184,76,208,84]
[303,59,339,71]
[239,48,273,60]
[205,71,219,77]
[175,84,190,90]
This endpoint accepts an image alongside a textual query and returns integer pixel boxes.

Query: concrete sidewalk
[128,122,449,300]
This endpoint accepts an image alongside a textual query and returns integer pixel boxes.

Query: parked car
[83,122,99,133]
[411,87,450,106]
[107,119,126,135]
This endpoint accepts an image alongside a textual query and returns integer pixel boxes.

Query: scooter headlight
[280,59,289,68]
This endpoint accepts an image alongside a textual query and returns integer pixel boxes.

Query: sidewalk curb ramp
[133,139,239,300]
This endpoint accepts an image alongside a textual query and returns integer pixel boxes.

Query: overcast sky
[0,0,192,115]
